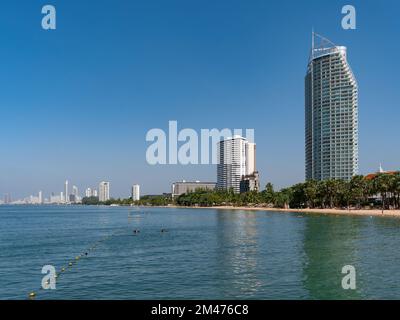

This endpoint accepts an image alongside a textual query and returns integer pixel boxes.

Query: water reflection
[302,215,364,299]
[215,210,262,298]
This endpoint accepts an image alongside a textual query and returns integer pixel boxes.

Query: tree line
[81,172,400,211]
[175,173,400,210]
[81,194,172,206]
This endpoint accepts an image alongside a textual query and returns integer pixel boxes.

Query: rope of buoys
[27,224,165,299]
[27,232,116,299]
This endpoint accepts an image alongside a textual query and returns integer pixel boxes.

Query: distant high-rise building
[131,184,140,201]
[305,33,359,181]
[93,189,98,197]
[50,194,62,204]
[4,193,11,204]
[85,188,92,197]
[217,136,257,193]
[71,186,79,203]
[38,191,43,204]
[64,180,69,203]
[99,182,110,202]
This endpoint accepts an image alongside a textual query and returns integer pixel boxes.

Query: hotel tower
[99,181,110,202]
[217,136,257,193]
[131,184,140,201]
[305,33,359,181]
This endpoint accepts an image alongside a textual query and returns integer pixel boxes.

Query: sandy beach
[158,205,400,218]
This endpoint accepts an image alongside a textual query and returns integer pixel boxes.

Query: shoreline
[152,205,400,218]
[3,204,400,218]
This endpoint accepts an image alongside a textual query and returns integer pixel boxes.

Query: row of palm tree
[174,173,400,210]
[278,173,400,210]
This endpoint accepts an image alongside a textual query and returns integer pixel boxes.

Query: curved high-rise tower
[305,33,358,181]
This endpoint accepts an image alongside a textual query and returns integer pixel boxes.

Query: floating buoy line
[28,210,166,300]
[28,232,116,299]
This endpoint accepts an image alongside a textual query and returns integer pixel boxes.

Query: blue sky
[1,0,399,199]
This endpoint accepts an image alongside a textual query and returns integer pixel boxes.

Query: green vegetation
[135,194,172,206]
[81,196,101,205]
[175,173,400,210]
[81,194,172,206]
[81,173,400,211]
[81,196,133,206]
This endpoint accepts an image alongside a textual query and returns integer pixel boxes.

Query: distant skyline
[1,0,399,198]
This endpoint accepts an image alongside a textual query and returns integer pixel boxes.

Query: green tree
[349,175,367,208]
[274,188,292,209]
[373,173,392,211]
[261,183,275,205]
[304,180,318,208]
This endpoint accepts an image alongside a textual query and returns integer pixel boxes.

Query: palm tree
[389,173,400,209]
[304,180,318,208]
[349,175,366,209]
[341,180,352,210]
[320,179,343,208]
[274,189,292,209]
[373,173,392,212]
[394,173,400,209]
[262,183,275,205]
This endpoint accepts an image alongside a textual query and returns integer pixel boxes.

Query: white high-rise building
[99,181,110,202]
[71,185,79,203]
[93,189,98,197]
[38,191,43,204]
[131,184,140,201]
[72,186,78,197]
[245,142,256,175]
[217,136,257,193]
[64,180,69,203]
[85,188,92,197]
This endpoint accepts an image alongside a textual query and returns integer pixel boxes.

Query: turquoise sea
[0,205,400,300]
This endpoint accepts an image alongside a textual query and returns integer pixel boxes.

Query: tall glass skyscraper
[305,33,359,181]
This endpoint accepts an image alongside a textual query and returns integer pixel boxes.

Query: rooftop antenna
[312,27,314,51]
[309,28,315,61]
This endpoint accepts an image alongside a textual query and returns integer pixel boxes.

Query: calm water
[1,205,400,300]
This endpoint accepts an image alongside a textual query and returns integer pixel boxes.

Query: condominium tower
[305,33,359,181]
[85,188,92,197]
[131,184,140,201]
[64,180,69,203]
[217,136,258,193]
[99,181,110,202]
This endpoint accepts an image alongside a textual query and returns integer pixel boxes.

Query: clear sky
[1,0,399,199]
